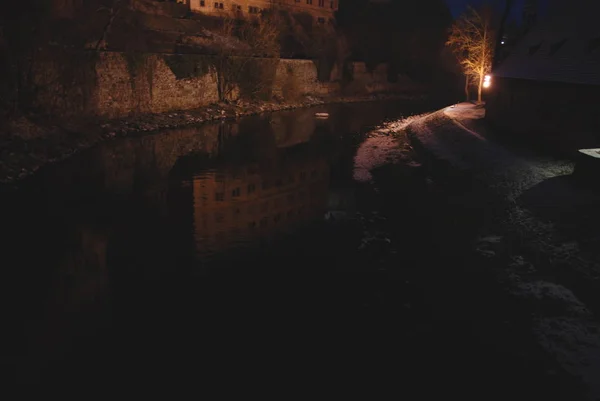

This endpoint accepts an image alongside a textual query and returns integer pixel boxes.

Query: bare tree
[94,0,124,51]
[446,6,494,103]
[213,11,282,101]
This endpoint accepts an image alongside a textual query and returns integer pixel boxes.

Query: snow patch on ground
[411,104,573,201]
[506,275,600,399]
[512,280,590,317]
[353,114,427,182]
[535,317,600,400]
[353,135,405,182]
[408,103,600,399]
[444,102,486,120]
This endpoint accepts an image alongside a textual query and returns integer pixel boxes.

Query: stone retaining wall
[32,51,341,119]
[30,50,416,120]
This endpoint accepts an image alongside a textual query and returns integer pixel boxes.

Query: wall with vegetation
[30,50,345,119]
[28,50,420,120]
[272,59,339,100]
[342,62,423,95]
[95,52,219,118]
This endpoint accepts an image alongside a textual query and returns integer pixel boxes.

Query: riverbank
[338,113,586,400]
[403,103,600,400]
[2,100,582,397]
[0,93,424,184]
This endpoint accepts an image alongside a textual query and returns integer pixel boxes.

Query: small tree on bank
[214,12,282,101]
[446,6,494,103]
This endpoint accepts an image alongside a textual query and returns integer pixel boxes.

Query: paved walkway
[407,103,600,401]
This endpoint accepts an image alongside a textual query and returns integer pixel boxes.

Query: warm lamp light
[483,75,492,88]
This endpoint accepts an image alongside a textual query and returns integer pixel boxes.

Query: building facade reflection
[192,149,330,257]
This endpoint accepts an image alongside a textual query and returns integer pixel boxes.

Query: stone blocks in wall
[32,52,341,120]
[272,59,338,100]
[149,55,219,114]
[30,49,99,118]
[88,52,219,118]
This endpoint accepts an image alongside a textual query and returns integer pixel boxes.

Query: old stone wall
[272,59,339,100]
[95,52,220,118]
[30,51,418,120]
[344,62,423,95]
[31,51,342,119]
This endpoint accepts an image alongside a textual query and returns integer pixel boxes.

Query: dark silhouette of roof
[493,0,600,86]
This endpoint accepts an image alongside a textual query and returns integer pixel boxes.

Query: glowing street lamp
[483,74,492,89]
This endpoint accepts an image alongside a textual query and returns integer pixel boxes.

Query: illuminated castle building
[187,0,338,23]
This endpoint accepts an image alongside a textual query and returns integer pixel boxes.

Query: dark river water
[1,101,573,398]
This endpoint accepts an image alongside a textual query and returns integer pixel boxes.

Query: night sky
[445,0,550,22]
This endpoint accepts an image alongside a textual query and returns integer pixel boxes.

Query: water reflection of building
[192,154,330,256]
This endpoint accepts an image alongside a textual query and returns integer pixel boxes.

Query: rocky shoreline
[0,93,423,185]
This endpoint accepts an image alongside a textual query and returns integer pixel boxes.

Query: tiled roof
[493,1,600,86]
